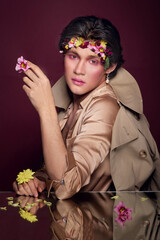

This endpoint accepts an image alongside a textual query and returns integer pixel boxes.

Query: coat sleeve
[47,96,119,199]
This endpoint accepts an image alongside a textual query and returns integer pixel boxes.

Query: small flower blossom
[16,169,35,185]
[19,208,38,223]
[65,45,69,50]
[15,56,30,73]
[75,37,84,47]
[114,201,132,227]
[0,207,7,211]
[68,37,77,48]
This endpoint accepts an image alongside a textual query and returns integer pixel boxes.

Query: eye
[89,59,99,64]
[67,54,78,59]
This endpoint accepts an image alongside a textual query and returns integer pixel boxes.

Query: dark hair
[59,16,124,79]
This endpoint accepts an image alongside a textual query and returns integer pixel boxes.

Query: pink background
[0,0,160,190]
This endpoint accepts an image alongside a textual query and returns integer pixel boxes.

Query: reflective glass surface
[0,191,160,239]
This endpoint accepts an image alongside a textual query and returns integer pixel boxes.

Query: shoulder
[83,89,119,125]
[90,84,119,112]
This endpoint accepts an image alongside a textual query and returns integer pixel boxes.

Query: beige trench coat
[51,68,160,192]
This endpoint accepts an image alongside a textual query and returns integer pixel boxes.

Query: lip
[72,78,85,86]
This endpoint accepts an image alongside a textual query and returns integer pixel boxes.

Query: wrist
[38,104,57,120]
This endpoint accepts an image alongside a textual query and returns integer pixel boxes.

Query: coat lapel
[52,75,70,110]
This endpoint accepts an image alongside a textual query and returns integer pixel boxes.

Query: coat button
[143,220,150,226]
[139,150,147,158]
[60,180,65,185]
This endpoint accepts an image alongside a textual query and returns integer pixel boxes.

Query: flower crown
[60,37,112,69]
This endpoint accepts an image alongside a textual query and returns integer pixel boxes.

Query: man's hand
[13,177,46,198]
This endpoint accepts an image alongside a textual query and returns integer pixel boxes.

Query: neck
[73,91,90,107]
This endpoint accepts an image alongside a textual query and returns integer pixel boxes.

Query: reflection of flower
[0,207,7,211]
[141,197,148,201]
[44,200,52,206]
[8,201,14,206]
[6,197,14,200]
[114,201,132,227]
[15,56,30,73]
[16,169,35,185]
[111,195,119,200]
[19,208,38,223]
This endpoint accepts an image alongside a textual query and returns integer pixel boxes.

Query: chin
[69,86,86,96]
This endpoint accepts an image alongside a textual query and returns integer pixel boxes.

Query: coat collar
[52,68,143,114]
[109,68,143,114]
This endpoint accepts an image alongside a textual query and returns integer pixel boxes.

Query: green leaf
[104,57,109,69]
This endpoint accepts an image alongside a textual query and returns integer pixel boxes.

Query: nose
[74,60,85,75]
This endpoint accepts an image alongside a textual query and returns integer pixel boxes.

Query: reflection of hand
[15,195,45,215]
[22,61,55,115]
[13,177,46,198]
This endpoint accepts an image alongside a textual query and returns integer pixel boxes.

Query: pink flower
[15,56,30,73]
[114,201,132,227]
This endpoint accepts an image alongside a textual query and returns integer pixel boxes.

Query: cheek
[88,67,105,80]
[64,60,71,77]
[64,58,74,74]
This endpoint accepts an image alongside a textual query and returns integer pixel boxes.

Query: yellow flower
[16,169,35,185]
[19,208,38,223]
[100,40,107,48]
[99,48,104,52]
[75,37,84,47]
[70,37,77,43]
[90,41,96,46]
[65,45,69,49]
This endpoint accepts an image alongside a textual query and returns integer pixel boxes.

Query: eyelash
[68,54,77,59]
[67,54,99,65]
[89,59,99,64]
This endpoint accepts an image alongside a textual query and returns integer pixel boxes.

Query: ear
[105,63,117,74]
